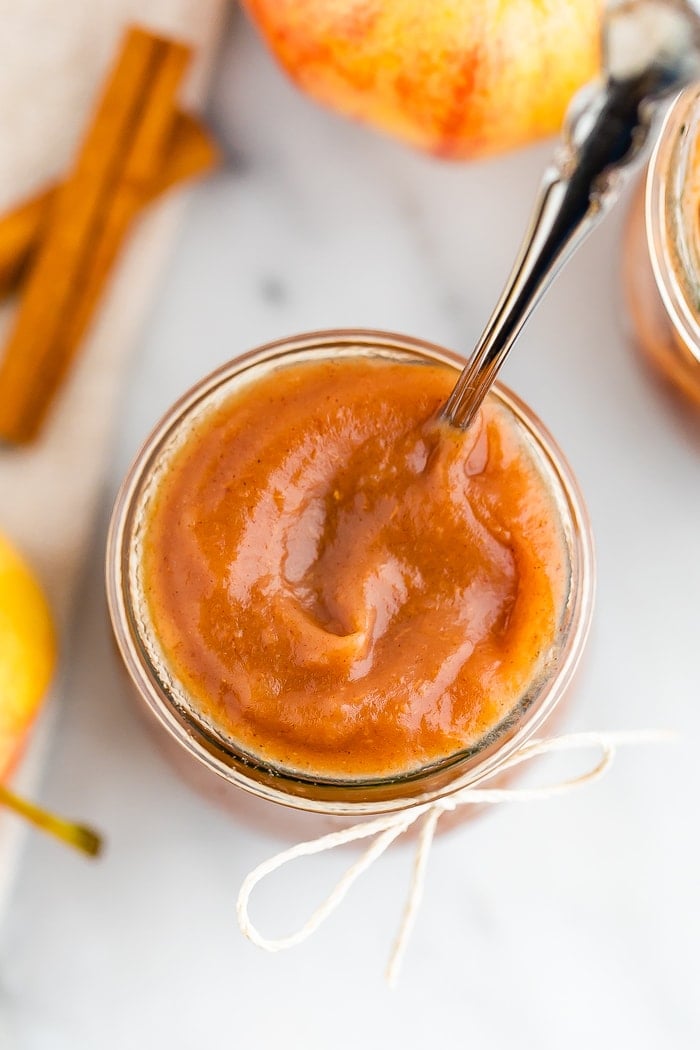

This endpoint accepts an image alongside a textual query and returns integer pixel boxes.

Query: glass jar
[106,330,595,819]
[622,86,700,407]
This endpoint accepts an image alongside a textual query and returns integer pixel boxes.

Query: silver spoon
[442,0,700,430]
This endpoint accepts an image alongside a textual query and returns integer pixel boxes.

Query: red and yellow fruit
[243,0,603,158]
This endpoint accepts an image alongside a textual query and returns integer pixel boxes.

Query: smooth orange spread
[142,357,567,779]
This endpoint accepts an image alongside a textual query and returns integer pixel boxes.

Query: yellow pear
[0,530,55,778]
[0,530,100,854]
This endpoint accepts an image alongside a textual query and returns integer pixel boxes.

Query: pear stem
[0,782,103,857]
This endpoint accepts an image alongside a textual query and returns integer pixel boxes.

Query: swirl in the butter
[142,357,566,779]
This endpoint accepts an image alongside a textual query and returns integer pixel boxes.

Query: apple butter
[141,355,567,780]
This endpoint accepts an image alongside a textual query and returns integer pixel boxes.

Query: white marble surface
[2,10,700,1048]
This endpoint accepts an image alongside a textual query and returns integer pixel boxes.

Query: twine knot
[237,729,672,986]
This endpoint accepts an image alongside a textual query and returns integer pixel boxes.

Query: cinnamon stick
[0,189,52,295]
[0,112,218,300]
[48,44,193,407]
[0,27,192,444]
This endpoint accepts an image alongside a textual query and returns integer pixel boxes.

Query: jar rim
[647,86,700,366]
[106,329,595,816]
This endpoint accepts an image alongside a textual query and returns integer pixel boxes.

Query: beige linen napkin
[0,0,226,910]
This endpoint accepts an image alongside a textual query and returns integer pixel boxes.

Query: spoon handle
[442,0,700,429]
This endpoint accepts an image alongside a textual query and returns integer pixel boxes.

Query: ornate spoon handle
[442,0,700,429]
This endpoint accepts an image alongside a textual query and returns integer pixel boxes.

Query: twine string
[237,808,426,951]
[386,805,443,988]
[237,729,673,983]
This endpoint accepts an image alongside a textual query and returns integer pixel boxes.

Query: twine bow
[237,729,672,986]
